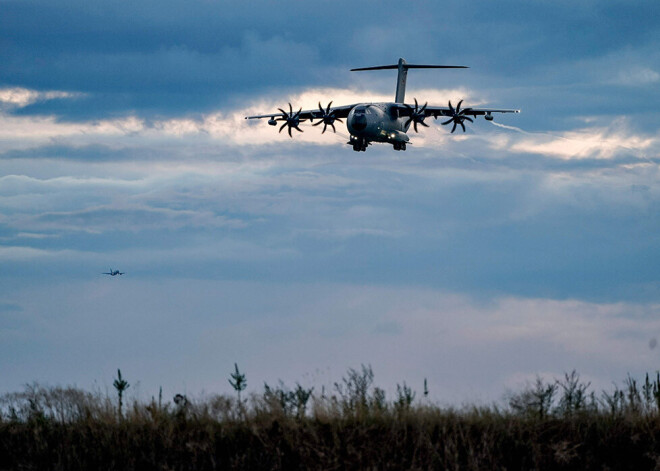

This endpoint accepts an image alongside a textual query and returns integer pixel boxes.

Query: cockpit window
[388,106,399,119]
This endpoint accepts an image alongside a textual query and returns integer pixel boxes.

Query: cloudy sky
[1,0,659,404]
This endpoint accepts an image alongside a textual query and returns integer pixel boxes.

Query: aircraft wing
[396,102,519,119]
[395,101,519,132]
[245,104,355,121]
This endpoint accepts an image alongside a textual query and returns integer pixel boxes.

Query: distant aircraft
[102,269,124,276]
[246,57,519,152]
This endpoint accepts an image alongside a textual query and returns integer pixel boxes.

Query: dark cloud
[2,0,658,120]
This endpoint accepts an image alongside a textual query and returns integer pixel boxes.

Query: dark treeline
[2,366,660,470]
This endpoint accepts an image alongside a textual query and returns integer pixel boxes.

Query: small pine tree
[229,363,247,404]
[113,369,129,419]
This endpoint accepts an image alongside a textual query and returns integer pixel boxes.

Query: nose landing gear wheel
[349,137,368,152]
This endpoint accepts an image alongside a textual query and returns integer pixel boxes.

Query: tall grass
[2,368,660,469]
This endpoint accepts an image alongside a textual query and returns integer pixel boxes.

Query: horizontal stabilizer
[351,64,468,71]
[351,58,468,103]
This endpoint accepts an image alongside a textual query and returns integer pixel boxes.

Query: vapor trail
[490,121,532,134]
[490,121,573,141]
[490,120,657,163]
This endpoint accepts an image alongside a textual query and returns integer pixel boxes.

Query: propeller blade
[460,121,466,132]
[414,122,419,133]
[421,121,429,128]
[441,118,453,125]
[464,117,474,123]
[448,101,454,114]
[451,122,458,133]
[312,120,322,126]
[330,122,336,133]
[279,122,288,133]
[294,125,303,133]
[456,100,463,114]
[288,126,293,137]
[314,101,340,134]
[335,118,343,123]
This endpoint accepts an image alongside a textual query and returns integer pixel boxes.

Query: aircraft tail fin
[351,58,468,103]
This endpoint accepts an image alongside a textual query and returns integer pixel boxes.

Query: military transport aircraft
[246,58,519,152]
[102,269,124,276]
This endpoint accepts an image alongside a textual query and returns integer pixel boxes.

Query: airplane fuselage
[346,103,411,148]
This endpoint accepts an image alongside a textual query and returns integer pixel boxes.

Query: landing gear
[393,142,407,151]
[348,136,368,152]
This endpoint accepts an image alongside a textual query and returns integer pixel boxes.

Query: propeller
[276,103,305,137]
[312,101,343,134]
[440,100,474,133]
[404,98,430,133]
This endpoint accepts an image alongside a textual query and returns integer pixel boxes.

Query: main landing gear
[392,142,407,151]
[348,136,369,152]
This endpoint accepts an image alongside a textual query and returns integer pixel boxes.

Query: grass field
[2,366,660,470]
